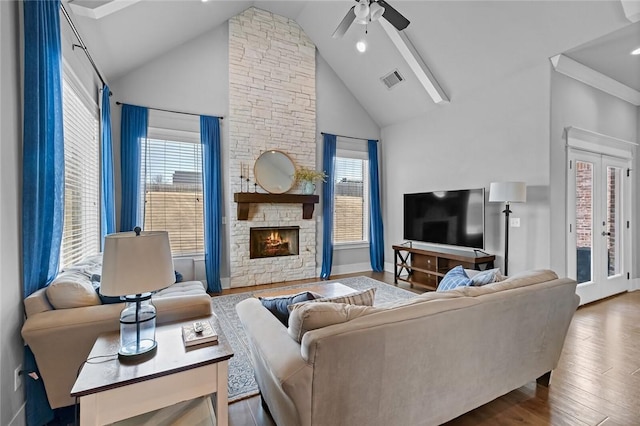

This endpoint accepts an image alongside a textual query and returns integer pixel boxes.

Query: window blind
[141,137,204,256]
[333,154,369,243]
[60,77,100,268]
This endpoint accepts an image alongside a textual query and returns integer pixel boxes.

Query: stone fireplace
[228,8,317,287]
[250,226,299,259]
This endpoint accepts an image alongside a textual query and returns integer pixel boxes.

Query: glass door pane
[606,166,621,277]
[575,160,593,284]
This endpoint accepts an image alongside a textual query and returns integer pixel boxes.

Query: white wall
[381,63,553,275]
[0,2,25,424]
[549,71,638,281]
[316,54,380,274]
[111,24,230,282]
[111,20,379,282]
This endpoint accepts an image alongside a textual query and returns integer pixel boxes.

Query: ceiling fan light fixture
[369,2,385,21]
[354,17,368,25]
[354,0,370,20]
[356,40,367,53]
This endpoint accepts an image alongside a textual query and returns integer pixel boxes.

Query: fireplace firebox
[250,226,300,259]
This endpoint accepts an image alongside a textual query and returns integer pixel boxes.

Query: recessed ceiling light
[631,47,640,55]
[356,40,367,53]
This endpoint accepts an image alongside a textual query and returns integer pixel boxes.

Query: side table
[71,313,233,426]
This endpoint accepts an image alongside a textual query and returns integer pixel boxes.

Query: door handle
[601,231,611,236]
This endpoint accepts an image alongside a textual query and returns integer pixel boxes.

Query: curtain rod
[59,3,110,93]
[115,102,224,120]
[321,132,378,142]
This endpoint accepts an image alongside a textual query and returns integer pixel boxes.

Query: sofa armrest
[236,298,312,426]
[236,298,308,381]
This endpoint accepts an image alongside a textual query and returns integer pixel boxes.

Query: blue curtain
[368,140,385,271]
[320,134,337,279]
[120,104,148,232]
[22,0,63,423]
[100,85,115,246]
[200,116,223,293]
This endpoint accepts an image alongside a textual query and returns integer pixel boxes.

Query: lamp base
[118,293,158,361]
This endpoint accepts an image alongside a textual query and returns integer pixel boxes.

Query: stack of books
[181,320,218,348]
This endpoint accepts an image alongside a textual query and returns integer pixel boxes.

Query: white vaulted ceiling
[65,0,636,128]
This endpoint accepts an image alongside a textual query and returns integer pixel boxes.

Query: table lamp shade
[101,230,175,297]
[489,182,527,203]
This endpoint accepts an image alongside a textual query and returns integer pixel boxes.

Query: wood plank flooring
[220,272,640,426]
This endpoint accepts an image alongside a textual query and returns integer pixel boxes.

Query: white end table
[71,314,233,426]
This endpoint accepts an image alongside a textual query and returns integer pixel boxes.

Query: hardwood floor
[221,273,640,426]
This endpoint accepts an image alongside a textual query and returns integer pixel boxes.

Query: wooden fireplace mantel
[233,193,320,220]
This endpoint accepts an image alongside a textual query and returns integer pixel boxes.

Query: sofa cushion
[289,287,377,312]
[288,302,380,343]
[436,266,472,292]
[259,292,316,326]
[470,268,504,286]
[486,269,559,291]
[46,271,101,309]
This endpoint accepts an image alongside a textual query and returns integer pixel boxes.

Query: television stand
[392,245,495,291]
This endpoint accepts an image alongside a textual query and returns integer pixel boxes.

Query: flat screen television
[403,188,485,249]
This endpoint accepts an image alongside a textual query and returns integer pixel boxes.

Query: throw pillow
[436,265,472,292]
[470,268,504,286]
[90,281,124,305]
[287,302,380,343]
[46,271,102,309]
[288,287,377,312]
[175,270,183,283]
[259,291,316,327]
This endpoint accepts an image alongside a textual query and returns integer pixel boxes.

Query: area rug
[211,276,416,403]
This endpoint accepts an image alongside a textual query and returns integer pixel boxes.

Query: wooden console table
[393,245,495,291]
[234,193,319,220]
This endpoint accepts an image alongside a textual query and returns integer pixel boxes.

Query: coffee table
[255,282,357,299]
[71,313,233,426]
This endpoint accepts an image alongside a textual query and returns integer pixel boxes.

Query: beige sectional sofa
[236,270,579,426]
[21,255,213,409]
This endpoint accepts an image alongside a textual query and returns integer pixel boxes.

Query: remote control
[193,322,204,334]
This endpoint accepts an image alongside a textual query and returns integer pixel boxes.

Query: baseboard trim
[8,402,25,426]
[315,262,372,277]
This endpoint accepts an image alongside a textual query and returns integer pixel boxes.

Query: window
[333,149,369,245]
[140,135,204,256]
[60,73,100,268]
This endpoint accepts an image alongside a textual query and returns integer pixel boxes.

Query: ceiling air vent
[381,69,404,89]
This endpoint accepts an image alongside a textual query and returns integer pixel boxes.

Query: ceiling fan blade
[332,6,356,39]
[377,0,410,31]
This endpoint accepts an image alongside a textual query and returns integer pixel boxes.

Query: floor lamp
[489,182,527,276]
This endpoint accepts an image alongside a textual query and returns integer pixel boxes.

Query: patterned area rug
[211,276,416,403]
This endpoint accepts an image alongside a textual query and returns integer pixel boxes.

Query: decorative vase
[301,180,316,195]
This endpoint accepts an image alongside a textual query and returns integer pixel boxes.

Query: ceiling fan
[332,0,410,39]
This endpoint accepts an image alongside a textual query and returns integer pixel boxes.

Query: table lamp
[100,227,175,359]
[489,182,527,276]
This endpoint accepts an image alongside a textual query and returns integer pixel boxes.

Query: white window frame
[141,127,205,258]
[333,146,370,249]
[59,63,101,268]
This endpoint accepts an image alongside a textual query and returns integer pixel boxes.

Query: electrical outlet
[510,218,521,228]
[14,365,22,392]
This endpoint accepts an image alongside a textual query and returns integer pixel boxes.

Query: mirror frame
[253,150,296,194]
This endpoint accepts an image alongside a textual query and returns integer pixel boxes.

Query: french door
[567,149,631,305]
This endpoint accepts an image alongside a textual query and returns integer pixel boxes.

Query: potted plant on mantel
[294,167,327,195]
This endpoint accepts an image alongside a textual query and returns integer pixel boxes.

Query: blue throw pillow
[437,265,472,292]
[91,281,123,304]
[259,292,316,326]
[470,268,502,286]
[175,270,183,283]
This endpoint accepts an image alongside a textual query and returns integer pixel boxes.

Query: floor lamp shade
[489,182,527,203]
[489,182,526,276]
[101,229,175,359]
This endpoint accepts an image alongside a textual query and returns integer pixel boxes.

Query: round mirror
[254,150,296,194]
